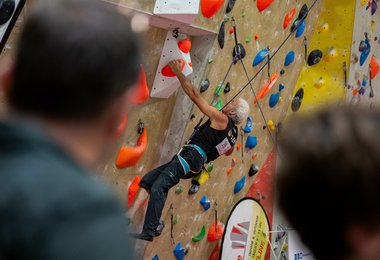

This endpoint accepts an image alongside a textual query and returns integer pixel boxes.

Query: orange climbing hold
[130,65,150,105]
[201,0,225,18]
[236,143,242,151]
[128,176,141,208]
[178,38,192,54]
[370,56,380,79]
[226,167,233,175]
[161,59,185,77]
[254,33,259,40]
[257,0,274,12]
[254,73,279,104]
[252,153,257,160]
[207,221,225,242]
[115,127,147,168]
[115,114,128,138]
[283,8,296,29]
[229,27,235,34]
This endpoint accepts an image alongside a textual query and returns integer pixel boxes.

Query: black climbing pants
[139,147,204,236]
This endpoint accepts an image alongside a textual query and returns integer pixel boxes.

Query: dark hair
[9,0,140,120]
[278,107,380,260]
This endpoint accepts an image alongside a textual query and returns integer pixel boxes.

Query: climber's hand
[168,60,182,75]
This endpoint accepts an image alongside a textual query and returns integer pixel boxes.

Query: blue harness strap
[177,144,207,176]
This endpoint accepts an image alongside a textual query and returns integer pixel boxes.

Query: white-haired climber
[129,60,250,241]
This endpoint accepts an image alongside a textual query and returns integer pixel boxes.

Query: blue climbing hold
[234,176,246,194]
[252,48,269,67]
[296,19,306,38]
[173,243,185,260]
[360,39,371,66]
[279,83,285,92]
[245,136,258,149]
[152,256,159,260]
[200,195,211,211]
[244,116,253,133]
[284,51,295,66]
[269,93,280,108]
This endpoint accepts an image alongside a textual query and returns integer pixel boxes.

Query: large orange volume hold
[254,73,279,104]
[128,176,141,208]
[115,127,147,168]
[370,56,380,79]
[130,65,150,105]
[257,0,274,12]
[201,0,225,18]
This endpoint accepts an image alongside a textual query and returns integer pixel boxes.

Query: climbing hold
[243,116,253,133]
[254,33,259,40]
[226,167,233,175]
[200,79,210,93]
[201,0,224,18]
[224,82,231,94]
[175,185,184,194]
[200,195,211,211]
[236,143,242,150]
[214,83,225,97]
[130,65,150,105]
[291,18,300,33]
[161,59,185,77]
[189,183,200,195]
[137,120,144,134]
[115,114,128,138]
[257,0,274,12]
[360,0,367,6]
[254,73,279,103]
[267,120,276,132]
[173,242,185,260]
[213,100,223,110]
[192,226,206,242]
[360,40,371,66]
[283,8,296,29]
[372,0,378,15]
[279,83,285,92]
[218,21,225,49]
[269,92,280,108]
[231,157,237,167]
[234,176,246,194]
[318,22,329,33]
[325,47,338,62]
[314,77,326,89]
[173,215,179,225]
[359,40,368,52]
[370,56,380,79]
[194,169,210,185]
[295,19,306,38]
[127,176,141,208]
[291,88,304,112]
[252,48,269,67]
[207,221,225,242]
[245,34,253,43]
[307,49,323,66]
[226,0,236,13]
[252,153,257,160]
[241,10,247,17]
[229,27,234,34]
[245,136,258,149]
[152,256,159,260]
[249,164,260,177]
[232,43,246,63]
[284,51,295,66]
[207,162,214,172]
[298,4,309,20]
[208,58,214,64]
[178,38,192,54]
[115,127,147,168]
[280,69,285,75]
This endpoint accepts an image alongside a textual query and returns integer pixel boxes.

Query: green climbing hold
[173,215,179,225]
[245,34,253,43]
[214,83,224,97]
[213,100,223,110]
[192,226,206,242]
[175,185,183,194]
[224,16,230,23]
[208,58,214,64]
[241,11,246,17]
[207,162,214,172]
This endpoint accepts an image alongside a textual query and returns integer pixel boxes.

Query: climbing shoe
[188,183,200,195]
[129,232,154,242]
[155,220,165,237]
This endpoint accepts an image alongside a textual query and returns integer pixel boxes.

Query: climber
[129,60,250,241]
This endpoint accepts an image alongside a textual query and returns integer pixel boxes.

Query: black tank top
[189,117,238,162]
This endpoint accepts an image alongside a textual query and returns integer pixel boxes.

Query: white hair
[230,98,250,125]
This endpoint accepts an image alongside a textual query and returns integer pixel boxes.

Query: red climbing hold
[130,65,149,105]
[283,8,296,29]
[115,114,128,138]
[254,73,279,104]
[257,0,274,12]
[115,127,147,168]
[370,56,380,79]
[207,221,225,242]
[201,0,225,18]
[229,27,235,34]
[178,38,192,54]
[128,176,141,208]
[161,59,185,77]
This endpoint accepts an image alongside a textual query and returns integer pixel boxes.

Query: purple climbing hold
[234,176,246,194]
[245,136,258,149]
[372,0,378,15]
[244,116,253,133]
[200,195,211,211]
[173,243,185,260]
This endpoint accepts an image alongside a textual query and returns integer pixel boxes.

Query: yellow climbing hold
[325,47,338,62]
[267,120,276,132]
[318,22,329,33]
[193,169,210,185]
[314,77,326,89]
[360,0,368,6]
[371,20,375,33]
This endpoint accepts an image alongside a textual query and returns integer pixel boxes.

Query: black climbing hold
[280,69,285,75]
[185,249,189,256]
[291,18,300,33]
[188,182,200,195]
[249,164,260,177]
[0,0,15,26]
[291,88,304,112]
[218,21,225,49]
[226,0,237,13]
[155,220,165,237]
[190,114,196,120]
[298,4,309,20]
[224,82,231,94]
[232,43,246,63]
[263,125,267,130]
[137,120,144,134]
[200,79,210,93]
[307,49,323,66]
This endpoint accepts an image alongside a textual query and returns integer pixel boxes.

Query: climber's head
[223,98,250,125]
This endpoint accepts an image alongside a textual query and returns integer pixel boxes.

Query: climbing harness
[177,144,207,175]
